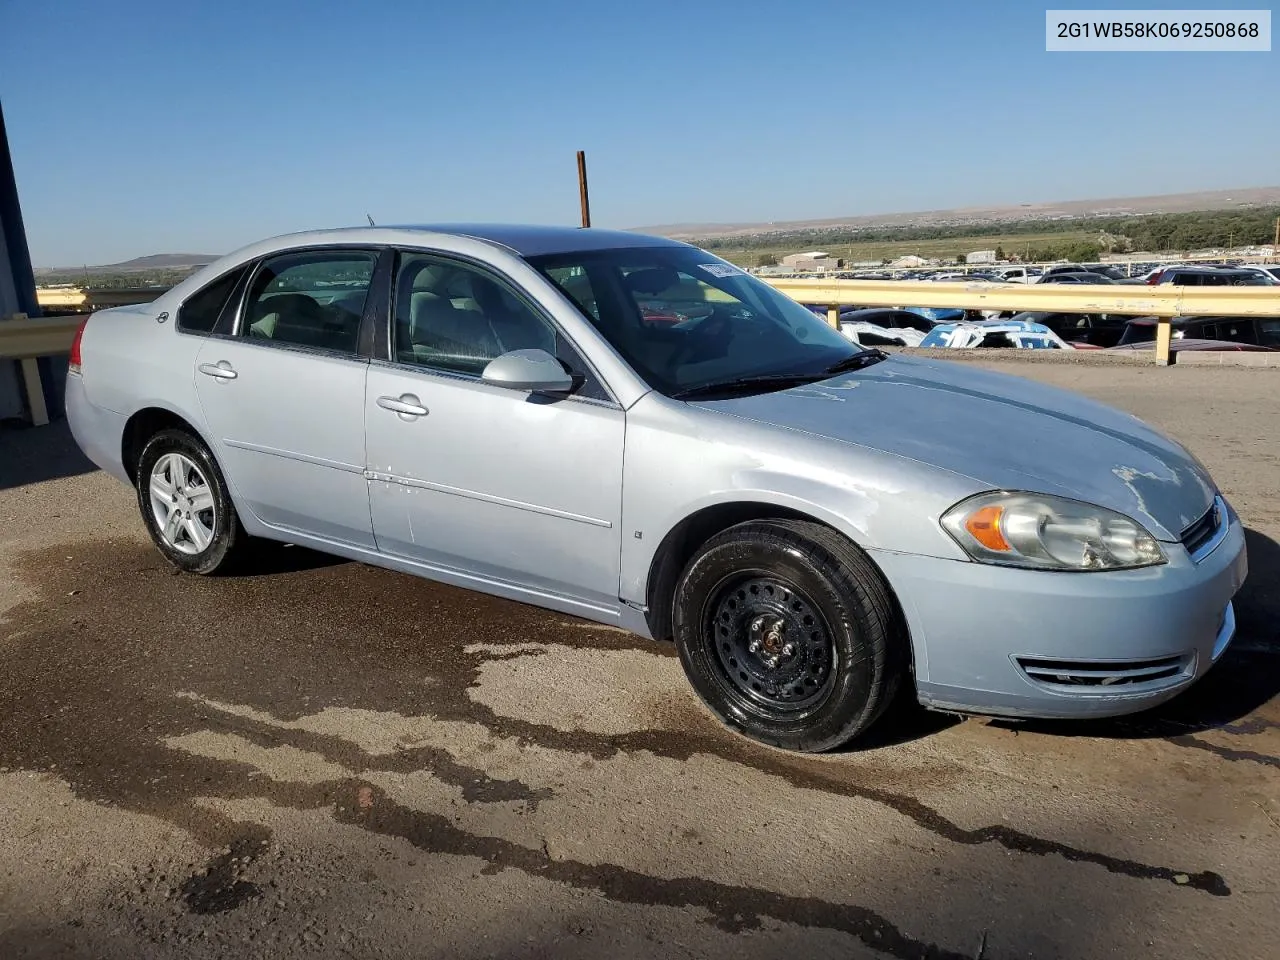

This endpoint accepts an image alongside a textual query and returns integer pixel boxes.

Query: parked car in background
[818,307,937,332]
[64,223,1247,753]
[1115,315,1280,348]
[1005,311,1130,348]
[919,318,1075,350]
[902,306,967,323]
[927,272,1003,282]
[1235,264,1280,284]
[1146,265,1273,286]
[1109,338,1278,355]
[1044,263,1127,281]
[1036,272,1116,285]
[994,266,1041,283]
[1117,266,1170,285]
[840,322,925,348]
[816,308,937,348]
[803,306,937,332]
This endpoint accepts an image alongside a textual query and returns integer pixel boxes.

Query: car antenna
[366,213,376,226]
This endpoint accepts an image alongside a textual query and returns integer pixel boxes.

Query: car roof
[230,223,691,260]
[383,223,687,256]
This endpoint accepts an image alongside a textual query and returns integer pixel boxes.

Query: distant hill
[35,253,220,275]
[638,186,1280,240]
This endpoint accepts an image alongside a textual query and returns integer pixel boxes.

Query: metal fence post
[19,357,48,425]
[1154,316,1174,366]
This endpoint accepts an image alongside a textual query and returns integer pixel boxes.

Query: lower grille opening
[1016,655,1188,688]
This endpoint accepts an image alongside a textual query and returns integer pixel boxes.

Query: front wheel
[672,519,906,752]
[135,428,247,575]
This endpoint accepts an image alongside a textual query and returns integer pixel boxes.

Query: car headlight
[941,492,1166,571]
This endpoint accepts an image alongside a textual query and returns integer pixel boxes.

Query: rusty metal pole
[576,151,591,228]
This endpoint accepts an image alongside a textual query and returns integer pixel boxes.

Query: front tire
[672,519,906,752]
[135,428,247,575]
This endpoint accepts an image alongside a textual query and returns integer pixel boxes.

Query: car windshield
[528,245,868,397]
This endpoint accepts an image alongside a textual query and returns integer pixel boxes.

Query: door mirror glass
[480,349,574,393]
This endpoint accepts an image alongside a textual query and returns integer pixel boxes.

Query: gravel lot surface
[1,360,1277,960]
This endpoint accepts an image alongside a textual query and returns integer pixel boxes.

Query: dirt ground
[1,360,1277,960]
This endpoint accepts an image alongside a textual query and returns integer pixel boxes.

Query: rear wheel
[135,428,247,575]
[672,519,906,752]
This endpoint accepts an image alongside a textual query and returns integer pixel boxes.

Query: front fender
[617,399,977,607]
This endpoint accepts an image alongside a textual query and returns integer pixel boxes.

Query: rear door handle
[377,394,428,418]
[198,361,237,381]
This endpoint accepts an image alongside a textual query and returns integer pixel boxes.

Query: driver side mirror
[480,348,574,394]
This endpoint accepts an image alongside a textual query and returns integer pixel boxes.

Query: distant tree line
[702,206,1280,255]
[36,267,198,290]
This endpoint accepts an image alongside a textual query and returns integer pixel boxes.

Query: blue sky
[1,0,1275,265]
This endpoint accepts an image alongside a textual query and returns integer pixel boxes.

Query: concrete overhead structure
[1,100,42,422]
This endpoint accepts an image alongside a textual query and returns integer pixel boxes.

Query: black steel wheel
[673,519,907,752]
[707,574,837,713]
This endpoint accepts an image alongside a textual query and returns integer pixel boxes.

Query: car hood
[696,355,1215,540]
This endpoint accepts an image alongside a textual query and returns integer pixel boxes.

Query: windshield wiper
[673,350,888,400]
[822,348,887,375]
[672,373,826,400]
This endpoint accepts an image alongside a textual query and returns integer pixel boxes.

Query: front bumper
[870,513,1248,719]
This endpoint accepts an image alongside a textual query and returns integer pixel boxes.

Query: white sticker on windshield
[698,263,743,278]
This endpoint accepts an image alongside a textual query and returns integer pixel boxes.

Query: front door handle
[377,394,428,418]
[198,361,238,381]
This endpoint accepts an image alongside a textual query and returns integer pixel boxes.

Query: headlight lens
[941,492,1166,571]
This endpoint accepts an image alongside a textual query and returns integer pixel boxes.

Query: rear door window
[240,251,376,355]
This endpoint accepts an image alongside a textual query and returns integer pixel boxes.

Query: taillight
[68,317,89,375]
[1146,270,1162,285]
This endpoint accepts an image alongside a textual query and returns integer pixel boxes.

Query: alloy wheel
[148,452,216,555]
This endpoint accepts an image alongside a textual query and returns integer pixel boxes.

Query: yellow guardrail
[0,313,85,427]
[762,278,1280,364]
[36,286,89,310]
[763,278,1280,317]
[0,314,85,360]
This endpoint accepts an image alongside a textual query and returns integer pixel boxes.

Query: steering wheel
[669,309,735,367]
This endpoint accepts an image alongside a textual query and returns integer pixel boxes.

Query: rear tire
[672,519,906,752]
[135,428,247,575]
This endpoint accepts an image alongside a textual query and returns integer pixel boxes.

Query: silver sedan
[65,225,1247,751]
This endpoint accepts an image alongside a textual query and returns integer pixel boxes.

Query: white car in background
[994,266,1039,283]
[840,321,926,348]
[919,318,1077,350]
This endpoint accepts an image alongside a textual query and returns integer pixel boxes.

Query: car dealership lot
[1,360,1277,960]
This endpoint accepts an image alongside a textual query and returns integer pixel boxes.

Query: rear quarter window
[177,267,249,334]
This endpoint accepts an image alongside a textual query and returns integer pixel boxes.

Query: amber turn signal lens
[964,505,1010,551]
